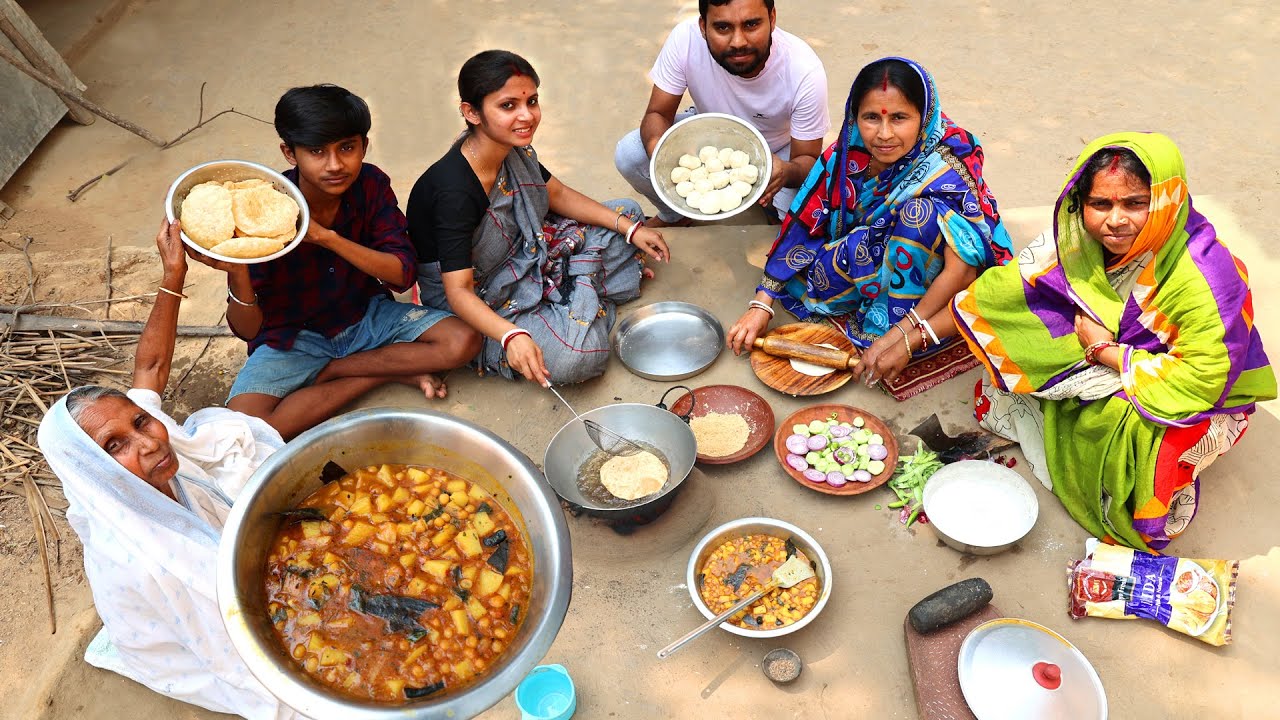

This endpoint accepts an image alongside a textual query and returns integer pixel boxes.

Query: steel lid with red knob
[957,618,1107,719]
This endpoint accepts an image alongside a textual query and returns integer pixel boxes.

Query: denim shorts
[227,294,451,400]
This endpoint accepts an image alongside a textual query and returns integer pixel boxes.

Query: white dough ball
[670,166,692,184]
[704,157,725,174]
[675,180,695,198]
[727,167,744,184]
[741,164,760,183]
[685,190,703,209]
[709,170,730,189]
[689,167,709,183]
[698,191,722,215]
[693,178,714,194]
[678,154,702,170]
[719,190,744,212]
[698,146,719,164]
[730,180,753,198]
[718,147,735,166]
[729,150,751,169]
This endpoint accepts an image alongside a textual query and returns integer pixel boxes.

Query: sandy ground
[1,1,1278,719]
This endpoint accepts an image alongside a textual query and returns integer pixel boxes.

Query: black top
[407,141,552,274]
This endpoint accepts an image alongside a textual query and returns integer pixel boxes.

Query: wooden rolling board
[750,322,858,396]
[904,604,1003,720]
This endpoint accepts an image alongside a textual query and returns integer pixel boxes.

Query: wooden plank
[0,313,233,337]
[0,31,64,189]
[0,0,92,124]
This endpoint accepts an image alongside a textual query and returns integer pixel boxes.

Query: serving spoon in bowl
[657,555,816,659]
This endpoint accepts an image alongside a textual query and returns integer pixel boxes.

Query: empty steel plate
[614,302,725,381]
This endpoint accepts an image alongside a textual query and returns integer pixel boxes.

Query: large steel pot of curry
[217,406,572,719]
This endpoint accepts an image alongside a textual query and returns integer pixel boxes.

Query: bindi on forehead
[1106,155,1122,174]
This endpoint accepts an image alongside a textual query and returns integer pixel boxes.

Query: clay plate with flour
[670,385,775,465]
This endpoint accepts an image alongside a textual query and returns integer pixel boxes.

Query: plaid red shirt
[243,163,416,354]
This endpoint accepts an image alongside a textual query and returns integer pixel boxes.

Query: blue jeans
[227,294,451,399]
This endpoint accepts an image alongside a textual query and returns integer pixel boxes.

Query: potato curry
[697,534,819,630]
[265,463,531,703]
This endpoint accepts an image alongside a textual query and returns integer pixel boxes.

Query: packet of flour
[1067,539,1238,646]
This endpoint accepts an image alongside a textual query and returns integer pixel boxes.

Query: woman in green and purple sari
[918,131,1274,551]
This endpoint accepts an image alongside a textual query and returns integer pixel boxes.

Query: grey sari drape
[418,145,644,383]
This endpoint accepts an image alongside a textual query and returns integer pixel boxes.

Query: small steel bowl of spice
[762,648,803,683]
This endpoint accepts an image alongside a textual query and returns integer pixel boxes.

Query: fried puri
[180,182,236,248]
[209,236,291,259]
[230,184,300,238]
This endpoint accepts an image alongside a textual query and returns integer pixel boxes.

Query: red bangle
[625,220,643,245]
[1084,340,1120,365]
[501,328,531,351]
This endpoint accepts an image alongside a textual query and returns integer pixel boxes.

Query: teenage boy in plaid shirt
[189,85,480,438]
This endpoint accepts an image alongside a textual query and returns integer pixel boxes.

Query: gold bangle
[895,324,913,356]
[157,286,187,300]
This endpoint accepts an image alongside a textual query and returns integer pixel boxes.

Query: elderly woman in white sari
[37,221,298,719]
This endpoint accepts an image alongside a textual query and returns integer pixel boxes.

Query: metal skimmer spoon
[546,385,645,457]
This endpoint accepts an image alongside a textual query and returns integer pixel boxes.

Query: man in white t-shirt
[614,0,829,226]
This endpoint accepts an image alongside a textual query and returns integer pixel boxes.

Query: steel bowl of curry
[217,407,573,719]
[685,517,832,639]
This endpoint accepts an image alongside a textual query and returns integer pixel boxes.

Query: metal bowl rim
[647,112,774,221]
[684,517,833,639]
[922,460,1039,550]
[541,402,697,512]
[216,406,572,718]
[164,159,310,265]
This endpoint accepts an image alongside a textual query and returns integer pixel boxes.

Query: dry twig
[1,234,36,306]
[24,471,58,634]
[171,310,225,400]
[67,82,273,202]
[0,42,164,146]
[104,235,113,320]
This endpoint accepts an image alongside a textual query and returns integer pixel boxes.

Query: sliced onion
[785,434,810,455]
[852,469,873,483]
[806,434,829,451]
[826,472,848,487]
[803,468,828,483]
[785,454,809,472]
[828,425,852,438]
[833,446,855,464]
[867,444,888,461]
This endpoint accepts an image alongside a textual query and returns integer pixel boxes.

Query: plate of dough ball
[165,160,310,264]
[649,112,773,221]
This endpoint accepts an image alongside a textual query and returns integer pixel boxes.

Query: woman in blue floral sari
[727,57,1014,388]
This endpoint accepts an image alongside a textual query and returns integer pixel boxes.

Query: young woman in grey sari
[408,50,670,386]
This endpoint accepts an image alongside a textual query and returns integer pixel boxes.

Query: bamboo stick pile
[0,326,136,633]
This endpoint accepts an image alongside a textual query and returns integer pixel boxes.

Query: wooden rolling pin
[752,336,861,370]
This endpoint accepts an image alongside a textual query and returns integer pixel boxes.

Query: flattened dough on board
[230,184,300,238]
[599,451,668,501]
[789,343,840,377]
[180,182,236,248]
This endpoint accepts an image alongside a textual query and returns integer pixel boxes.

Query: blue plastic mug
[515,664,576,720]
